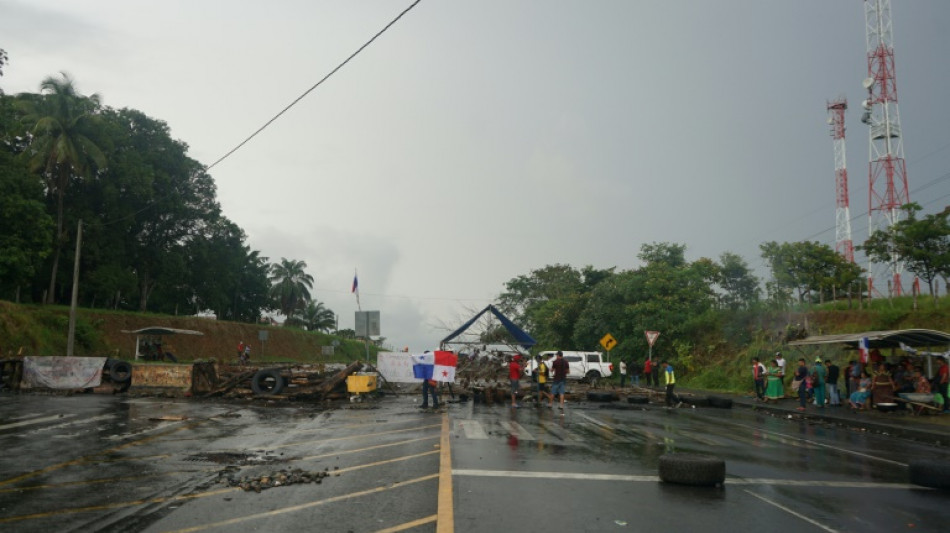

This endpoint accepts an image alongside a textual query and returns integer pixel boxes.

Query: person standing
[619,360,628,388]
[551,351,569,410]
[794,358,809,411]
[752,357,766,401]
[420,378,440,409]
[774,352,787,394]
[825,359,841,406]
[508,356,523,408]
[643,359,653,388]
[237,341,245,360]
[535,355,553,407]
[663,361,677,407]
[938,358,950,413]
[651,359,661,387]
[765,359,784,401]
[811,358,827,408]
[630,359,641,387]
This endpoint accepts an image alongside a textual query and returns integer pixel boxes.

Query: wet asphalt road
[0,393,948,532]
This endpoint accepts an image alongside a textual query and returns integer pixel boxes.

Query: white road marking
[731,422,907,466]
[453,469,915,490]
[0,414,76,431]
[744,489,840,533]
[574,413,633,443]
[498,421,535,441]
[456,420,488,439]
[27,414,114,434]
[537,421,582,442]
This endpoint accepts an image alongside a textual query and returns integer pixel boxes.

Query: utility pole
[66,220,82,357]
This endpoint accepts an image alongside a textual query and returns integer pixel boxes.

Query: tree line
[0,68,335,331]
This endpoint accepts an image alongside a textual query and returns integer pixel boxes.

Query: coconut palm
[298,300,336,332]
[268,258,314,319]
[18,72,105,303]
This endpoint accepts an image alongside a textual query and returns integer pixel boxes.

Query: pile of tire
[586,391,618,402]
[658,453,725,487]
[706,396,733,409]
[626,396,649,405]
[909,459,950,490]
[251,368,286,395]
[106,359,132,391]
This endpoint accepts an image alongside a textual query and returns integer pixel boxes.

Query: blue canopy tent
[440,305,536,349]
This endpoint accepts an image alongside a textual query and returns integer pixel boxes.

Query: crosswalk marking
[456,420,488,439]
[498,421,535,441]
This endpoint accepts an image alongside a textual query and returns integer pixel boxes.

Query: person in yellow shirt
[534,355,554,407]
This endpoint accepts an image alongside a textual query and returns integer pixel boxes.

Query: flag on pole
[859,336,870,364]
[351,271,360,309]
[411,351,457,382]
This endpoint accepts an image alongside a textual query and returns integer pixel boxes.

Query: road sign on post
[599,333,618,352]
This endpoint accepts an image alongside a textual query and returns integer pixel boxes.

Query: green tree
[861,203,950,306]
[0,149,53,300]
[760,241,850,304]
[297,300,336,332]
[17,73,105,303]
[716,252,760,309]
[269,258,314,320]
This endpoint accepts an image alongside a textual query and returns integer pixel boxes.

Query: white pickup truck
[524,351,613,383]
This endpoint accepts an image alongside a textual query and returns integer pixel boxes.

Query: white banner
[22,356,107,389]
[376,352,421,383]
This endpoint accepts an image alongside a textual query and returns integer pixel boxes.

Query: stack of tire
[251,368,286,395]
[659,453,725,487]
[106,359,132,391]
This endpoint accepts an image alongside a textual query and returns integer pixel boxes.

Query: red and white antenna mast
[828,97,854,263]
[861,0,910,297]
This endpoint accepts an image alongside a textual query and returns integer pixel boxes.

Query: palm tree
[268,258,314,319]
[18,72,105,303]
[299,301,336,332]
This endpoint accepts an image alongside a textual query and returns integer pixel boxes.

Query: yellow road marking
[297,435,439,461]
[0,422,201,487]
[375,515,438,533]
[0,488,238,524]
[334,450,439,475]
[437,412,454,533]
[270,423,440,450]
[0,468,216,494]
[165,474,439,533]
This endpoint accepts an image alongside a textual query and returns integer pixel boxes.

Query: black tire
[109,360,133,383]
[587,391,616,402]
[687,397,710,408]
[251,369,285,395]
[658,453,726,487]
[707,396,733,409]
[909,459,950,489]
[627,396,649,404]
[585,371,602,385]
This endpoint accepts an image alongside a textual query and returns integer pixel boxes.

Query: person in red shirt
[508,355,523,408]
[551,351,569,410]
[643,359,653,388]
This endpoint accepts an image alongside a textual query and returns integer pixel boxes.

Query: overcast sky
[3,1,949,352]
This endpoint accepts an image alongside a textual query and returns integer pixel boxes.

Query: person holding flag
[411,350,458,410]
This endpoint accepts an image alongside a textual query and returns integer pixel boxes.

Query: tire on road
[627,396,649,404]
[707,396,733,409]
[251,369,286,395]
[585,370,602,386]
[109,360,133,383]
[658,453,726,487]
[587,391,616,402]
[909,459,950,489]
[686,397,710,407]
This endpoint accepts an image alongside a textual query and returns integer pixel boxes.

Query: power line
[100,0,423,227]
[206,0,423,171]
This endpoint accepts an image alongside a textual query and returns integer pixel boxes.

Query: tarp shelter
[788,328,950,375]
[440,305,536,349]
[122,327,203,360]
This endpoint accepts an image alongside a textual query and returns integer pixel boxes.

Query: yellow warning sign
[599,333,618,351]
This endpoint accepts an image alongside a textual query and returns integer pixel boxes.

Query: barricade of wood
[206,360,366,401]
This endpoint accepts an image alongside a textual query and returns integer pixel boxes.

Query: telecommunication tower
[861,0,910,297]
[827,97,854,263]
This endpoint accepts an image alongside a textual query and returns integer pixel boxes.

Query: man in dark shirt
[795,358,809,411]
[551,351,569,410]
[825,359,841,406]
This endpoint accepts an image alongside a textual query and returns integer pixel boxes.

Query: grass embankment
[0,301,374,364]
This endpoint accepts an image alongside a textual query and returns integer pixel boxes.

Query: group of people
[751,351,950,414]
[508,351,569,410]
[617,358,663,388]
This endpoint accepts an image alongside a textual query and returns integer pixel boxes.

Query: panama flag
[351,274,358,294]
[859,336,870,364]
[411,351,458,382]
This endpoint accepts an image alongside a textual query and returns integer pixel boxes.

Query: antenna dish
[862,99,871,109]
[827,117,834,125]
[862,77,875,90]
